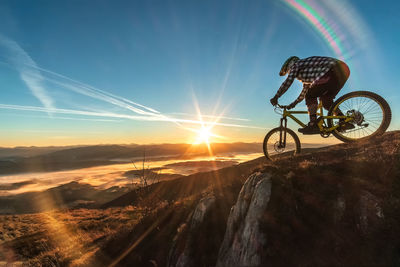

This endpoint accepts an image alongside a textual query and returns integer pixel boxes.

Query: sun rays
[182,95,228,160]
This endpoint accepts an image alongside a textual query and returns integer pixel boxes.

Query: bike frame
[277,102,352,145]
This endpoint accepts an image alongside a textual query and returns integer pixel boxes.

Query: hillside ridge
[95,131,400,266]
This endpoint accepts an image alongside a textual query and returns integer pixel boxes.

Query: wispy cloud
[0,34,54,110]
[0,104,264,129]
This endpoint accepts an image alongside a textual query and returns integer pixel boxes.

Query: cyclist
[270,56,354,134]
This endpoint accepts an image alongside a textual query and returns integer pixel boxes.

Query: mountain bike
[263,91,391,160]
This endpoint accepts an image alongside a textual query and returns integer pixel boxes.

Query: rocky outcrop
[168,195,216,267]
[216,172,272,267]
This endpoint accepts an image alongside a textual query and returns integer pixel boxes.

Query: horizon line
[0,141,339,149]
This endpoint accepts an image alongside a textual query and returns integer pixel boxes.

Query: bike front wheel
[263,127,301,160]
[327,91,391,142]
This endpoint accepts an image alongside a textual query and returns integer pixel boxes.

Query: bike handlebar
[275,104,287,109]
[273,104,286,115]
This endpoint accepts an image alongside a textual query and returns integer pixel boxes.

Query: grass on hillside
[0,207,144,266]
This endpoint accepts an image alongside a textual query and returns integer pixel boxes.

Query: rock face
[168,195,216,267]
[216,172,272,267]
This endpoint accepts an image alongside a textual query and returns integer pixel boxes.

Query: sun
[196,126,212,144]
[187,99,225,146]
[197,127,212,144]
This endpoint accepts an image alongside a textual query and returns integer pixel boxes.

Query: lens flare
[283,0,346,60]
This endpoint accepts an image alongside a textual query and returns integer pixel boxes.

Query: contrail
[27,64,161,114]
[24,67,184,128]
[0,104,265,129]
[169,112,250,122]
[8,113,121,122]
[2,55,262,131]
[25,67,209,132]
[0,104,150,120]
[43,76,186,129]
[25,64,249,129]
[44,76,158,116]
[0,35,55,110]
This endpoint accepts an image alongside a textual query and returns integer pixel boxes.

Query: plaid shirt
[275,56,338,107]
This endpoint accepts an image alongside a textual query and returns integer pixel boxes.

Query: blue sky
[0,0,399,146]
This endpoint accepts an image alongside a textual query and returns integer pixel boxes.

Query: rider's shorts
[305,61,350,108]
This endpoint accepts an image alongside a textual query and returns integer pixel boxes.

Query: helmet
[279,56,299,76]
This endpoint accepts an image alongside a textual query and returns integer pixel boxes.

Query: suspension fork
[279,117,288,147]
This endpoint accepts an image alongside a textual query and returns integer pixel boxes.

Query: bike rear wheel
[327,91,391,142]
[263,127,301,160]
